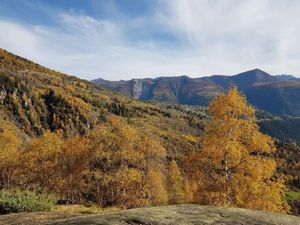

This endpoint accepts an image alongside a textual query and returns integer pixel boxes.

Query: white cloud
[0,21,42,58]
[157,0,300,75]
[0,1,300,80]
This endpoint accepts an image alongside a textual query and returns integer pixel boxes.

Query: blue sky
[0,0,300,80]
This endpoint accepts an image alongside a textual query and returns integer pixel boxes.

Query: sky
[0,0,300,80]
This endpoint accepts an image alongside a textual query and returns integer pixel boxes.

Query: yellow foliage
[0,119,21,188]
[114,167,145,208]
[58,136,93,203]
[88,117,168,208]
[182,134,199,143]
[21,131,64,191]
[183,179,198,203]
[196,87,289,212]
[145,168,168,205]
[168,160,185,204]
[1,84,289,213]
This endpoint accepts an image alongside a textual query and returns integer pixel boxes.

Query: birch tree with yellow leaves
[0,119,21,188]
[168,160,185,204]
[197,86,289,213]
[88,117,168,208]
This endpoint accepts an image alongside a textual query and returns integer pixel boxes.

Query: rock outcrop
[50,205,299,225]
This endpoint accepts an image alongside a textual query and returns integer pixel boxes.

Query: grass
[285,191,300,201]
[0,189,57,214]
[51,204,119,215]
[0,204,120,225]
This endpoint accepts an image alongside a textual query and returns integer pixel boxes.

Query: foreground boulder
[50,205,299,225]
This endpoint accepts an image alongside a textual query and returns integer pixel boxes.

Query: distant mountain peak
[92,69,300,116]
[235,68,271,77]
[275,74,297,81]
[253,68,267,73]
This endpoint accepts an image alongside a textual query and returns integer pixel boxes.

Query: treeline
[0,117,190,208]
[0,88,290,213]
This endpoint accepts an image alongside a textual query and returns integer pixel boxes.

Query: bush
[0,189,57,214]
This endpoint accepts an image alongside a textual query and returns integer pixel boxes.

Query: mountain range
[93,69,300,116]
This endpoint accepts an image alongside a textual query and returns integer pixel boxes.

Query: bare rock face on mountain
[50,205,299,225]
[93,76,223,106]
[93,69,300,116]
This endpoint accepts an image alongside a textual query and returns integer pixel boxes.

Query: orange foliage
[88,117,168,208]
[58,136,93,203]
[190,87,289,212]
[168,160,185,204]
[20,131,64,191]
[0,91,290,212]
[0,119,21,188]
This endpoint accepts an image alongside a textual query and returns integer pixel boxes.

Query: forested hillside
[0,48,205,141]
[0,48,206,207]
[0,49,299,214]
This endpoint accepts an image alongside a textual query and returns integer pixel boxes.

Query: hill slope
[0,48,205,158]
[93,69,300,116]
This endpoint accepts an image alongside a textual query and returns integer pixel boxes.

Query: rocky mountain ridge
[93,69,300,116]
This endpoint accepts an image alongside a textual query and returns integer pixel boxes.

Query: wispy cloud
[0,0,300,80]
[158,0,300,75]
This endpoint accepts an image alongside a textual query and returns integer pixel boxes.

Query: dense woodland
[0,88,290,213]
[0,49,299,214]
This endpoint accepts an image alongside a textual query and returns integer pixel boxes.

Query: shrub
[0,189,57,214]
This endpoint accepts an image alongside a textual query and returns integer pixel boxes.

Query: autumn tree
[18,132,95,203]
[145,168,168,205]
[183,152,203,203]
[88,117,146,208]
[196,86,289,212]
[168,160,185,204]
[20,131,64,191]
[183,178,198,203]
[88,117,169,208]
[141,137,168,205]
[0,119,21,188]
[57,136,93,203]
